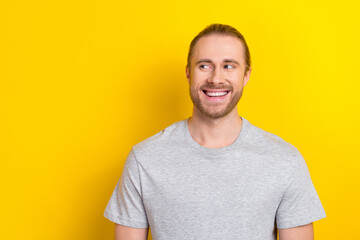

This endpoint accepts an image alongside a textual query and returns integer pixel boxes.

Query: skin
[113,33,314,239]
[114,224,148,240]
[278,223,314,240]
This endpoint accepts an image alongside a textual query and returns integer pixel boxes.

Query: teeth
[205,91,228,97]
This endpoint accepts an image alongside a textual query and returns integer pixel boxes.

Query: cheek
[228,78,244,90]
[190,71,208,85]
[225,70,242,77]
[192,70,208,79]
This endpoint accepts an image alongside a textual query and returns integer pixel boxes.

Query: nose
[208,67,225,85]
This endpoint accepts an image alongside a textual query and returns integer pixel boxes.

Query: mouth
[202,89,230,101]
[202,89,230,97]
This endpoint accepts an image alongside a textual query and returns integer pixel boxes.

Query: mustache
[200,84,233,91]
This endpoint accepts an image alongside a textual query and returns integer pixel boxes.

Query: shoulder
[131,119,186,158]
[244,118,304,168]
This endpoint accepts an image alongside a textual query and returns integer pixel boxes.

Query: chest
[140,154,285,219]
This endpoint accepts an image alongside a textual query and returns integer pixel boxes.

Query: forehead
[192,34,245,64]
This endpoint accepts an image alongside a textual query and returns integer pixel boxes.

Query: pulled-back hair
[187,23,251,73]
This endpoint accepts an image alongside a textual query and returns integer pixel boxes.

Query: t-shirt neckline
[182,116,249,155]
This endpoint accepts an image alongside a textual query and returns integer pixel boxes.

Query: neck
[187,107,243,148]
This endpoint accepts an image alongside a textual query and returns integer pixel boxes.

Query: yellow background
[1,0,359,239]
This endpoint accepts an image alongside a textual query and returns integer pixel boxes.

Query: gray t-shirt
[104,116,326,239]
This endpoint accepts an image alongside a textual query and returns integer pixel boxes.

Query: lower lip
[203,91,229,102]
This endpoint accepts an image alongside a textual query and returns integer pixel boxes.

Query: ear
[243,67,252,87]
[186,65,190,84]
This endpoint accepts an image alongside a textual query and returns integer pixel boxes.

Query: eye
[199,64,212,71]
[224,64,235,69]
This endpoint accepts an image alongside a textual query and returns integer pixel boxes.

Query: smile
[202,90,230,97]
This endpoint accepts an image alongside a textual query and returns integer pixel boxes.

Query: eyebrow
[195,58,240,65]
[224,59,240,65]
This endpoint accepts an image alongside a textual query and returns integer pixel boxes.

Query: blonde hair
[187,23,251,73]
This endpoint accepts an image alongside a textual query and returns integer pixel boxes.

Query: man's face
[186,34,251,119]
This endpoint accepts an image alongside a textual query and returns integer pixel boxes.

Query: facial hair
[189,82,243,119]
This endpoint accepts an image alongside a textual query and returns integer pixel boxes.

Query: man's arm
[278,223,314,240]
[115,224,149,240]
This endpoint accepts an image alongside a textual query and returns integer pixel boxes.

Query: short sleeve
[275,152,326,229]
[103,148,149,228]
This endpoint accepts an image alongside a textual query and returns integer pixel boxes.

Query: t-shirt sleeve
[103,148,149,228]
[275,151,326,229]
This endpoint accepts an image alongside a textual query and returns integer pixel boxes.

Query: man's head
[186,23,252,119]
[187,24,251,75]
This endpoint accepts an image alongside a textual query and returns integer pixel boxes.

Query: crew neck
[182,116,249,155]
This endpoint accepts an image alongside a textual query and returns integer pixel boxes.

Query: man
[104,24,326,240]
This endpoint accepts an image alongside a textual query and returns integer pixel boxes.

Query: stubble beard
[189,86,243,119]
